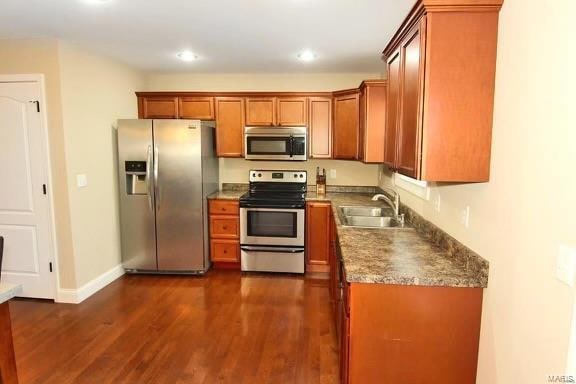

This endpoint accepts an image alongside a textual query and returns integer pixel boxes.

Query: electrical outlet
[329,169,337,179]
[460,206,470,228]
[557,245,576,287]
[434,195,441,212]
[76,174,88,188]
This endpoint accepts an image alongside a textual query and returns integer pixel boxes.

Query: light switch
[76,174,88,188]
[557,244,576,287]
[329,169,337,179]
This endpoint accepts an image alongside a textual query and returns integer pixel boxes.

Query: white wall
[0,39,77,288]
[58,43,144,287]
[221,158,379,187]
[380,0,576,381]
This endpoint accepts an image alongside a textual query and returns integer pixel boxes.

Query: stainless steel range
[239,170,307,273]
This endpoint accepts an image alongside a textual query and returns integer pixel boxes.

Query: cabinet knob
[223,226,228,230]
[223,250,227,254]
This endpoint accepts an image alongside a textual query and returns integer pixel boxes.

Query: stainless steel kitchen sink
[337,206,407,229]
[339,206,393,217]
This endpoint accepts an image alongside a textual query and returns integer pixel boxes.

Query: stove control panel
[249,170,307,183]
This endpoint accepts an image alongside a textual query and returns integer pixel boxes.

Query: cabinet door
[340,306,350,384]
[358,90,366,161]
[210,239,240,262]
[361,82,387,163]
[333,92,360,160]
[215,97,245,157]
[245,97,276,126]
[329,209,338,306]
[140,96,178,119]
[306,202,331,272]
[277,97,307,126]
[384,50,401,169]
[397,17,426,178]
[309,97,333,159]
[179,97,214,119]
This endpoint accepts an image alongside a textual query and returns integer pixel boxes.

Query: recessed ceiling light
[177,50,198,62]
[297,50,316,62]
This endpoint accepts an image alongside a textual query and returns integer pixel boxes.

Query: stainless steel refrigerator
[117,119,218,273]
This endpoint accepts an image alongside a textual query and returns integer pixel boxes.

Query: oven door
[240,207,305,247]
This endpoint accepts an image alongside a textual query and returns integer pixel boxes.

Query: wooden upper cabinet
[359,80,387,163]
[333,91,360,160]
[276,97,308,126]
[215,97,245,157]
[397,19,425,179]
[139,96,178,119]
[179,97,214,119]
[384,50,401,169]
[382,0,503,182]
[309,97,332,159]
[245,97,276,126]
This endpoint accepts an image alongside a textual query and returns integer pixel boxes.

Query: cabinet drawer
[210,216,239,238]
[210,239,240,262]
[209,200,239,215]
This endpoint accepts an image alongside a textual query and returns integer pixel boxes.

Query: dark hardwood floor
[9,271,338,384]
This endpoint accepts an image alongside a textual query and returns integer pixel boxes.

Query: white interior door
[0,79,55,299]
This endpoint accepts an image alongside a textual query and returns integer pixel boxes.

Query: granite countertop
[321,193,487,287]
[206,187,488,288]
[0,282,22,304]
[207,190,246,200]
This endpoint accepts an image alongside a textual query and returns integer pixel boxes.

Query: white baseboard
[56,264,124,304]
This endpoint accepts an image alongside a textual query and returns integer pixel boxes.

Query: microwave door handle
[289,136,294,158]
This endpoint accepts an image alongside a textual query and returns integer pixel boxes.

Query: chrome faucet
[372,188,405,226]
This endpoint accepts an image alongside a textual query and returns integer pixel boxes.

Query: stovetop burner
[239,170,307,209]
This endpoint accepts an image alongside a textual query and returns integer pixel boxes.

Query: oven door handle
[241,246,305,254]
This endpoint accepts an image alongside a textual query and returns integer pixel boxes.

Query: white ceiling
[0,0,414,73]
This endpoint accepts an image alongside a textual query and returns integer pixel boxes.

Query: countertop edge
[0,283,23,304]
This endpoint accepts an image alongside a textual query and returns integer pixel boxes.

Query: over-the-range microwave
[244,126,307,161]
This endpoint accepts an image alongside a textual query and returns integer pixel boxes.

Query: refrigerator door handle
[146,145,153,210]
[154,146,160,211]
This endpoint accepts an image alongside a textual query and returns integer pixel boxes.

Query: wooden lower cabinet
[306,202,331,273]
[208,200,240,268]
[328,210,483,384]
[0,302,18,384]
[343,283,483,384]
[210,239,240,263]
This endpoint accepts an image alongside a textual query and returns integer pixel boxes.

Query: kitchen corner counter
[0,283,22,304]
[324,193,488,288]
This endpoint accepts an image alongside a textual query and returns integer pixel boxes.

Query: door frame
[0,74,59,299]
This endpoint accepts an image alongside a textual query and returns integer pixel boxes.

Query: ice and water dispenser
[125,161,148,195]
